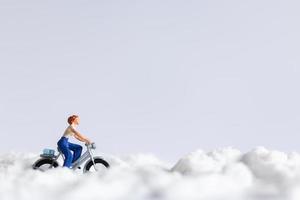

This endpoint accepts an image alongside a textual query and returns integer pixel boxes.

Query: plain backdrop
[0,0,300,162]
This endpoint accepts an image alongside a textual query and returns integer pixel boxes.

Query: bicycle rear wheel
[32,158,59,172]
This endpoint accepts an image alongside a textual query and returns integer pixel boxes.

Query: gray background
[0,0,299,162]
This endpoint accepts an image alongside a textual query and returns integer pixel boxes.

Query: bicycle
[32,142,110,173]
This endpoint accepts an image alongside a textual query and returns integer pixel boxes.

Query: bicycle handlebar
[85,142,96,149]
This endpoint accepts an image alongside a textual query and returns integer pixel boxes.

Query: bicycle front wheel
[83,157,109,173]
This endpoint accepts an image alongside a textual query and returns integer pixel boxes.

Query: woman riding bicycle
[57,115,91,168]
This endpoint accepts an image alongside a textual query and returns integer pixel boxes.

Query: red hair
[68,115,78,125]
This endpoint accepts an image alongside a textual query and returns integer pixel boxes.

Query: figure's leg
[68,142,82,163]
[57,139,73,168]
[62,149,73,167]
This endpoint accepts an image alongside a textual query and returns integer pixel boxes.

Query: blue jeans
[57,136,82,168]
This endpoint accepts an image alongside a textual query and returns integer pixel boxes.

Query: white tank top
[63,125,76,138]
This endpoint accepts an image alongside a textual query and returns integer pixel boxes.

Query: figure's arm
[71,127,91,144]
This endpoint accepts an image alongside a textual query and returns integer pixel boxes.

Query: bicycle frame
[55,143,96,170]
[71,148,93,169]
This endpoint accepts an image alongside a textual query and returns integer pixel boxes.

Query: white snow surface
[2,147,300,200]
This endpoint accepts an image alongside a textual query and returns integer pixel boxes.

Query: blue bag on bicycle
[41,148,55,158]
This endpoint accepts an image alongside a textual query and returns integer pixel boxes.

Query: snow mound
[2,147,300,200]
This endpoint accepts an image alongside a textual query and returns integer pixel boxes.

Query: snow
[2,147,300,200]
